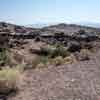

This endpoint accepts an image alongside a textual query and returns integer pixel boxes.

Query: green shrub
[32,55,49,68]
[50,44,70,58]
[32,56,50,69]
[39,56,50,65]
[39,44,70,58]
[32,44,71,68]
[0,48,9,66]
[40,46,52,56]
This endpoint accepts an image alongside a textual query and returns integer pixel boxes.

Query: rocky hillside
[0,22,100,35]
[41,23,100,35]
[0,22,38,34]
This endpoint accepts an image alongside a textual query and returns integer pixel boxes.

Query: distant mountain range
[0,22,38,33]
[0,22,100,35]
[77,22,100,28]
[26,22,58,28]
[41,23,100,35]
[27,22,100,28]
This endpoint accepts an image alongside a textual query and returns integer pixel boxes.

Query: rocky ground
[0,39,96,100]
[8,48,100,100]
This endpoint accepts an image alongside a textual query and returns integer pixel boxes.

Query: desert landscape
[0,22,99,100]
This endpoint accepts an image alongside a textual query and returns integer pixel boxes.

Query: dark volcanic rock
[73,30,98,42]
[35,36,41,42]
[67,41,81,52]
[0,33,10,48]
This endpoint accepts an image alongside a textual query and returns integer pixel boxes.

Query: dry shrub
[89,48,96,53]
[31,44,72,68]
[32,56,49,69]
[50,46,70,58]
[0,67,20,94]
[64,56,73,64]
[80,49,91,56]
[39,44,70,58]
[75,49,90,61]
[39,56,50,65]
[52,56,64,66]
[37,63,46,69]
[32,56,41,69]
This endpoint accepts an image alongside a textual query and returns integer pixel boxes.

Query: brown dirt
[8,48,100,100]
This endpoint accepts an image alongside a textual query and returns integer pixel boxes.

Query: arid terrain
[0,22,100,100]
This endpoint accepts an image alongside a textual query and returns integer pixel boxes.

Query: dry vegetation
[39,44,70,58]
[0,43,94,96]
[0,67,20,95]
[0,48,22,96]
[0,48,9,66]
[30,44,76,68]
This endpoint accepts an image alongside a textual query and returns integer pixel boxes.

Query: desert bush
[89,48,96,53]
[0,67,20,94]
[32,54,73,68]
[64,56,73,64]
[52,56,64,66]
[37,63,46,69]
[40,46,52,56]
[32,56,50,69]
[32,56,41,69]
[50,45,70,58]
[39,56,50,65]
[32,45,72,68]
[39,44,70,58]
[0,48,9,66]
[74,49,90,61]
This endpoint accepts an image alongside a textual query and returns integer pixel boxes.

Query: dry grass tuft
[52,56,64,66]
[0,67,20,94]
[37,63,46,69]
[64,56,73,64]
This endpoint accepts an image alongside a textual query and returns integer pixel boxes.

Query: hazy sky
[0,0,100,25]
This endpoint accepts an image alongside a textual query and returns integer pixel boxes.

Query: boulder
[35,36,41,42]
[67,41,81,52]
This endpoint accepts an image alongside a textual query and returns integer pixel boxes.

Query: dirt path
[7,50,100,100]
